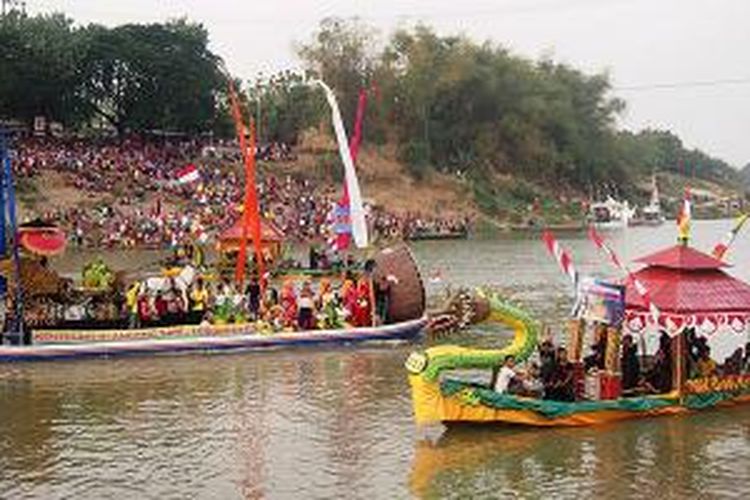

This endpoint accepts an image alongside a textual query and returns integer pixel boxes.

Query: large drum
[372,245,425,322]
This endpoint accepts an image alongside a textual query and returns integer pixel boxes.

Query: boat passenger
[620,334,640,393]
[695,345,718,378]
[647,332,673,393]
[341,279,357,321]
[280,280,298,329]
[624,374,658,397]
[743,343,750,374]
[538,337,557,392]
[494,355,518,394]
[374,274,394,325]
[546,347,575,402]
[584,323,607,372]
[189,278,209,324]
[245,275,262,320]
[353,278,373,327]
[520,363,544,398]
[723,348,743,375]
[125,282,141,329]
[298,281,316,330]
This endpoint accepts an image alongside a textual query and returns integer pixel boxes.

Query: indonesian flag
[676,187,691,242]
[176,164,200,185]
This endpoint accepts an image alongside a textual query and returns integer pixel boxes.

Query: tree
[77,19,224,134]
[0,12,87,127]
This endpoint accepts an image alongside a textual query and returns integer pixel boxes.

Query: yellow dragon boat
[405,242,750,427]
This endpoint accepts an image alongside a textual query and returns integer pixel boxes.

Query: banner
[575,277,625,326]
[317,80,369,249]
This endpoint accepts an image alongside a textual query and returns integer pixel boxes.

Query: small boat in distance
[640,175,665,226]
[588,196,636,229]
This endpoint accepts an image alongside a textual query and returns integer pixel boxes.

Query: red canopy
[625,244,750,335]
[634,244,727,270]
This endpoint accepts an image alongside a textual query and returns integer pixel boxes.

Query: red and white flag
[175,164,200,185]
[588,227,660,325]
[541,230,578,286]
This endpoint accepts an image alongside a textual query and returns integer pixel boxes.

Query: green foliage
[1,13,227,134]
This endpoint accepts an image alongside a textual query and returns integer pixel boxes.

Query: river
[1,220,748,499]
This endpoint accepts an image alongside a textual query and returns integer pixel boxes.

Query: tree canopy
[266,18,741,193]
[0,12,226,134]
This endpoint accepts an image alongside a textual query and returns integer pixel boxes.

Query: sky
[31,0,750,167]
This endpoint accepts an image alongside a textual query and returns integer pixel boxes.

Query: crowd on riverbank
[15,137,470,248]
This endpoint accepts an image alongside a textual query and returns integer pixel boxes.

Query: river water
[1,221,748,499]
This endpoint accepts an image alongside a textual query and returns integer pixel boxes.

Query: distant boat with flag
[639,175,665,226]
[587,196,635,229]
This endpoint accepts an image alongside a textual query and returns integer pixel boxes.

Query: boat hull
[0,317,427,362]
[409,375,750,427]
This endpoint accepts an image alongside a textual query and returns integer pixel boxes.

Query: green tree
[0,12,87,127]
[77,19,224,134]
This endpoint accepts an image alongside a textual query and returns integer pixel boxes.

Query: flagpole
[0,129,24,344]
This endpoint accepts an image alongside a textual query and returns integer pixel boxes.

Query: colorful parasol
[18,220,67,256]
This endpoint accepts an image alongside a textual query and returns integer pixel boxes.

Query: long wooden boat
[1,243,429,362]
[0,317,427,362]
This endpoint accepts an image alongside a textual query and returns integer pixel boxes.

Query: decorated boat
[405,220,750,427]
[587,196,635,229]
[0,244,427,362]
[0,84,431,362]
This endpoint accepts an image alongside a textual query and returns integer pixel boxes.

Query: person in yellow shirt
[125,282,142,329]
[695,347,718,378]
[189,278,209,324]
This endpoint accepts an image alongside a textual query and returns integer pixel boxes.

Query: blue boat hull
[0,317,427,362]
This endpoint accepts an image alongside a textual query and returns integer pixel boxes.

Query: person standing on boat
[245,275,262,321]
[494,356,518,394]
[189,278,209,324]
[353,278,373,327]
[547,348,576,401]
[125,282,142,329]
[297,281,316,330]
[620,334,640,392]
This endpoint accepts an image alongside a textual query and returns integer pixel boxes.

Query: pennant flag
[676,187,691,244]
[541,230,578,286]
[317,80,369,249]
[588,227,660,325]
[712,213,749,260]
[175,164,200,185]
[331,87,368,252]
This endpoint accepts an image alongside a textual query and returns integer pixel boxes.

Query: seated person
[545,347,576,402]
[494,355,518,394]
[584,324,607,372]
[723,348,744,375]
[623,374,657,397]
[648,332,673,393]
[519,363,544,398]
[743,343,750,374]
[695,345,718,378]
[620,334,640,392]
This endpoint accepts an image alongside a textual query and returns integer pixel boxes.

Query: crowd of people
[491,325,750,402]
[124,272,387,334]
[13,136,470,249]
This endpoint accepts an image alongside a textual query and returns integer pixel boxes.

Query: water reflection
[0,221,748,498]
[410,405,750,499]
